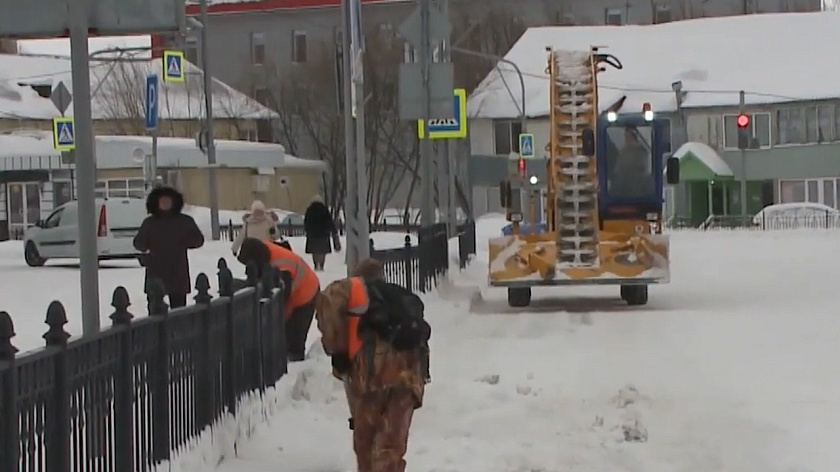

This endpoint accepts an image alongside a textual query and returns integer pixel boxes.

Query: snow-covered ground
[160,218,838,472]
[6,216,838,471]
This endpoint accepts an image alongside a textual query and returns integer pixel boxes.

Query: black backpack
[358,278,431,352]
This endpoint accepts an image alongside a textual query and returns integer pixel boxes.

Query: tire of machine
[507,287,532,307]
[622,285,649,306]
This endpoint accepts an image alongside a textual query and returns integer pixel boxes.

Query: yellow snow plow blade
[488,231,670,287]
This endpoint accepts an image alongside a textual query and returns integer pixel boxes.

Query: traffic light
[736,113,750,150]
[518,158,526,179]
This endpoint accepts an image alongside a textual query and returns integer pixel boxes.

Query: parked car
[752,202,840,229]
[24,198,148,267]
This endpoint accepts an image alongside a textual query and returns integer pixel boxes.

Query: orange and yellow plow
[488,232,670,286]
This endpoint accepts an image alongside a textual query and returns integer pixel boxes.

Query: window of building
[292,30,307,63]
[493,120,523,155]
[779,178,840,208]
[185,37,198,65]
[53,181,72,207]
[253,87,271,107]
[605,8,624,25]
[723,113,770,149]
[810,105,832,142]
[654,4,672,23]
[251,32,265,65]
[96,179,145,199]
[238,128,258,142]
[835,104,840,141]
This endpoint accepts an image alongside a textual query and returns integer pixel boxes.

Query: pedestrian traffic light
[518,158,526,178]
[737,113,750,150]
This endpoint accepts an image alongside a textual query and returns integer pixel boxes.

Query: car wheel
[24,241,46,267]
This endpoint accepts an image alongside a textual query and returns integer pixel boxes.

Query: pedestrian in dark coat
[304,194,337,271]
[133,186,205,308]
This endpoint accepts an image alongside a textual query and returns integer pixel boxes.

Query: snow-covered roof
[16,36,152,58]
[467,12,840,119]
[0,130,326,171]
[672,142,733,177]
[0,53,277,121]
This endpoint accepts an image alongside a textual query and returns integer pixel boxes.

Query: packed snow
[146,216,840,472]
[467,12,840,119]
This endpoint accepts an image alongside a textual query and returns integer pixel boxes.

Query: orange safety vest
[346,277,370,358]
[266,242,320,317]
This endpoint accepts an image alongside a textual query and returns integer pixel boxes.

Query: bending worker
[237,237,320,362]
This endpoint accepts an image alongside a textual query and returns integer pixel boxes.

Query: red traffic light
[736,113,750,128]
[518,158,526,178]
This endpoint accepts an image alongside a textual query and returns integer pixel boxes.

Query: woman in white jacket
[231,200,280,256]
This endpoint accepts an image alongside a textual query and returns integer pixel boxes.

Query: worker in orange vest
[314,258,430,472]
[237,237,321,362]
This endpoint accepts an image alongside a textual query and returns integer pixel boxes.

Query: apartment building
[151,0,821,103]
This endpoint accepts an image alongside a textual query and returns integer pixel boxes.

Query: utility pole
[341,0,359,273]
[199,0,221,240]
[69,0,101,335]
[419,0,435,227]
[739,90,748,223]
[351,0,369,261]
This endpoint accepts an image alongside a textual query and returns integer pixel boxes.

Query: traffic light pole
[739,90,747,224]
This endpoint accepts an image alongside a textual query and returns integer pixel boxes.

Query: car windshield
[604,124,656,199]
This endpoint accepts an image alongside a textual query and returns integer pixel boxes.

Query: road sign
[52,116,75,150]
[163,50,184,83]
[398,62,454,120]
[417,88,467,139]
[519,133,535,158]
[50,81,72,115]
[397,4,451,49]
[145,74,159,131]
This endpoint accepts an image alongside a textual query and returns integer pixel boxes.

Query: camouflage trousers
[345,384,415,472]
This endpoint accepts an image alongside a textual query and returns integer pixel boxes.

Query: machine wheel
[507,287,532,307]
[621,285,648,306]
[24,242,46,267]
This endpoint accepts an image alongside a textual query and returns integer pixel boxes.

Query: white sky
[16,35,151,57]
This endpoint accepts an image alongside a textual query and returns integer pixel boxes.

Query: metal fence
[669,211,840,230]
[0,258,288,472]
[368,221,477,293]
[221,221,422,242]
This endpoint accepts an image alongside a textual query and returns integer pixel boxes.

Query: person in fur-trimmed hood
[133,186,205,308]
[231,200,280,256]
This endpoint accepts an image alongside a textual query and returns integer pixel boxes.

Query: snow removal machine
[489,47,681,307]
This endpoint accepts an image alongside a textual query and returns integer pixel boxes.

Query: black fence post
[217,259,237,416]
[369,238,375,256]
[148,278,171,464]
[44,301,71,472]
[417,228,428,293]
[227,219,234,241]
[0,312,18,472]
[403,235,414,292]
[194,274,213,431]
[109,287,134,472]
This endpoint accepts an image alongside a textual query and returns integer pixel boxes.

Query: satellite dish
[131,147,145,164]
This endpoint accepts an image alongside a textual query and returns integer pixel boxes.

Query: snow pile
[468,12,840,118]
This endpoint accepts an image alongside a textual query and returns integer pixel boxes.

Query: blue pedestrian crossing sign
[519,133,535,159]
[417,89,468,140]
[163,50,184,83]
[52,117,75,151]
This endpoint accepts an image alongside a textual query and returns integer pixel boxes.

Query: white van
[23,198,148,267]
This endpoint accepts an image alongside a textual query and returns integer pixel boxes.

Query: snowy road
[186,226,839,472]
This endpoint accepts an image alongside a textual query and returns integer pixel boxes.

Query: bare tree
[93,59,267,137]
[243,31,420,222]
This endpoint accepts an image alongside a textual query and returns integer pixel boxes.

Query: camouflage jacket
[315,278,426,408]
